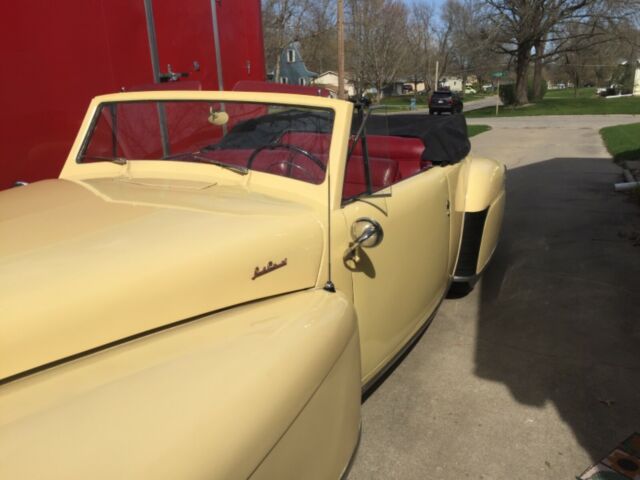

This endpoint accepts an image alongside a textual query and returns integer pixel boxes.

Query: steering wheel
[246,143,326,173]
[263,160,320,183]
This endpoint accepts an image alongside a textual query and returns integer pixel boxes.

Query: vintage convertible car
[0,90,505,479]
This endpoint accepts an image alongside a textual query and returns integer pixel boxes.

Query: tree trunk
[376,80,383,102]
[514,46,531,105]
[532,38,545,101]
[274,56,281,83]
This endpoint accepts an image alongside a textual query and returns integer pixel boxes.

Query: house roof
[279,42,317,78]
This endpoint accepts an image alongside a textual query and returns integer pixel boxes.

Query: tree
[297,0,338,74]
[404,3,437,92]
[261,0,310,80]
[439,0,501,87]
[481,0,626,105]
[346,0,410,100]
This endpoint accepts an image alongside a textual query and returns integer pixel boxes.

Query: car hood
[0,178,324,381]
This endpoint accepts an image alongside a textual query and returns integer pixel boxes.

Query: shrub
[499,79,547,105]
[499,84,517,105]
[532,79,548,101]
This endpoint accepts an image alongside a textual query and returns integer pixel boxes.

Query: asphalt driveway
[347,115,640,479]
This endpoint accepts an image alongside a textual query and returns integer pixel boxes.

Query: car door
[341,168,451,384]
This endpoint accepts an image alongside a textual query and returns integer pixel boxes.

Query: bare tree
[440,0,501,86]
[346,0,410,100]
[405,3,437,91]
[481,0,629,105]
[297,0,338,74]
[262,0,310,79]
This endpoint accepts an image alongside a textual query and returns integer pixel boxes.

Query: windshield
[78,100,335,185]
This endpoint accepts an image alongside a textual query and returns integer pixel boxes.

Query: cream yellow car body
[0,91,505,479]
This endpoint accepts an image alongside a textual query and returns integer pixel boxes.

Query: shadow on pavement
[476,157,640,461]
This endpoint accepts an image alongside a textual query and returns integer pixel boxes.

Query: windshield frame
[75,98,337,186]
[60,91,354,210]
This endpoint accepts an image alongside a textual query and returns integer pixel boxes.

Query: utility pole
[337,0,345,99]
[434,60,439,91]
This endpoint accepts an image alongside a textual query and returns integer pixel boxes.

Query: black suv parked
[429,90,463,114]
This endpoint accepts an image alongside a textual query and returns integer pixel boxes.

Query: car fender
[464,155,505,213]
[453,156,506,281]
[0,289,361,480]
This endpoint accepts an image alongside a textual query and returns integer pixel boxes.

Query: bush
[499,84,517,106]
[499,79,547,106]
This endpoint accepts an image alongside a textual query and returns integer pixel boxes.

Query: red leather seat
[342,156,398,199]
[200,132,426,191]
[351,135,426,179]
[250,150,327,183]
[279,132,332,155]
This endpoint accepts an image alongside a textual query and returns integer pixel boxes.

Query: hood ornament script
[252,258,288,280]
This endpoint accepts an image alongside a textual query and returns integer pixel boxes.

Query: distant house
[439,76,463,92]
[277,42,317,86]
[407,81,427,93]
[382,81,405,97]
[312,71,356,97]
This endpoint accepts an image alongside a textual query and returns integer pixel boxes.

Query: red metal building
[0,0,265,190]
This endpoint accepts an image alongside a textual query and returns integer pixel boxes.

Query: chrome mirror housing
[344,218,383,262]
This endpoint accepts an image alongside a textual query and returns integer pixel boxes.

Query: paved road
[347,114,640,479]
[464,95,500,112]
[396,95,498,115]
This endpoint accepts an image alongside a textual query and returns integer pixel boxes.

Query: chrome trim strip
[143,0,161,83]
[210,0,225,91]
[452,274,477,283]
[340,421,363,480]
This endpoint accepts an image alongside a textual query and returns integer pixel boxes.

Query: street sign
[492,71,504,78]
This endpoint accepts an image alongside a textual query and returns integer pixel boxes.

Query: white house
[312,71,356,97]
[634,60,640,96]
[439,76,463,92]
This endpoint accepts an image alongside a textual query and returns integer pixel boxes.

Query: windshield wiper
[80,155,127,165]
[162,151,248,175]
[191,154,248,175]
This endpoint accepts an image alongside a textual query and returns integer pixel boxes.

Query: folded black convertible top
[364,113,470,165]
[216,108,470,165]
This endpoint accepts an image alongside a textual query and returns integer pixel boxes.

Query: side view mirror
[343,217,383,262]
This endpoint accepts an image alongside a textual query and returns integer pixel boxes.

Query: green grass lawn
[466,87,640,117]
[600,123,640,162]
[544,87,597,99]
[468,124,491,137]
[462,91,493,102]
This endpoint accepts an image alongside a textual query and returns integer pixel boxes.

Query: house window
[299,78,306,86]
[287,49,295,63]
[280,77,288,84]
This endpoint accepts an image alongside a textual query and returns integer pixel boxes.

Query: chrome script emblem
[252,258,288,280]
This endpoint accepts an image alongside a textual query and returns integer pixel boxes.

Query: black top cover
[364,113,470,165]
[214,109,333,149]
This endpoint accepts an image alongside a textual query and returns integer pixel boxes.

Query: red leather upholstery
[351,135,426,179]
[342,156,398,199]
[200,131,428,192]
[250,150,327,184]
[280,132,332,155]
